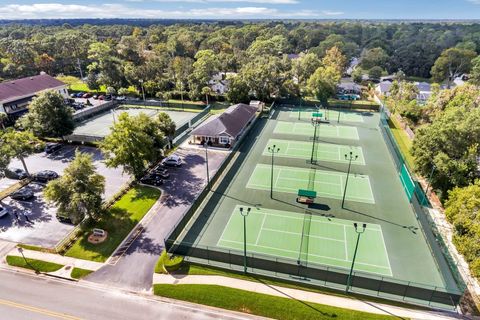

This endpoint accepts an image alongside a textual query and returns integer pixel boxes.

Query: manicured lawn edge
[71,267,94,279]
[153,284,396,320]
[6,256,63,273]
[155,250,184,274]
[17,244,55,254]
[65,186,161,262]
[387,116,415,169]
[172,263,430,311]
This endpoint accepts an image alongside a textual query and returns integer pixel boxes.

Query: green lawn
[71,267,94,279]
[6,256,63,273]
[153,284,395,320]
[65,186,161,262]
[388,117,415,170]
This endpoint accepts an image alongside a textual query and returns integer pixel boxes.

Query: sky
[0,0,479,20]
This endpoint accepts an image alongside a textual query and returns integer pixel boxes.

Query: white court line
[343,225,348,260]
[216,207,240,246]
[379,227,394,277]
[255,212,268,245]
[261,227,345,243]
[218,239,392,273]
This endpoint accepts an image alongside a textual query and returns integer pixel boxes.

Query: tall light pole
[346,223,367,294]
[18,247,39,274]
[267,144,280,199]
[342,152,358,208]
[240,207,251,274]
[139,79,145,103]
[310,118,321,164]
[204,143,210,190]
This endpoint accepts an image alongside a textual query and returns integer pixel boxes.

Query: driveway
[87,146,229,291]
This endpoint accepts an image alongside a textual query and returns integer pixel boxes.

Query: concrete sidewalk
[5,247,103,271]
[153,274,462,320]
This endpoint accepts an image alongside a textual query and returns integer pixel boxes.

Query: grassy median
[153,284,395,320]
[6,256,63,273]
[71,267,94,279]
[65,185,161,262]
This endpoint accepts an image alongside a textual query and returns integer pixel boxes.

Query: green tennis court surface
[247,164,374,204]
[274,122,359,140]
[290,110,364,123]
[263,139,366,165]
[218,206,392,276]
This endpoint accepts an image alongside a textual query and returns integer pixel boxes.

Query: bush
[155,250,184,273]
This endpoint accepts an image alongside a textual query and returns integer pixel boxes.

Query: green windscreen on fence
[400,163,415,201]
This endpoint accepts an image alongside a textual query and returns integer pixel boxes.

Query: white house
[0,73,68,121]
[209,72,237,95]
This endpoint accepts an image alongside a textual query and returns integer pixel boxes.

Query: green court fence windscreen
[399,158,415,201]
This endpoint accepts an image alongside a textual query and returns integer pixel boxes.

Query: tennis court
[218,206,392,276]
[274,121,359,140]
[247,164,374,204]
[290,109,364,123]
[263,139,366,165]
[73,106,197,138]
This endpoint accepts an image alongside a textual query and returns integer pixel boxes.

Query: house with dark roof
[0,73,68,121]
[190,103,258,148]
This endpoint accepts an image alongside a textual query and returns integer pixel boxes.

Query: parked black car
[5,168,28,180]
[140,174,163,186]
[33,170,59,183]
[45,143,62,154]
[10,187,35,201]
[151,168,170,179]
[57,213,72,224]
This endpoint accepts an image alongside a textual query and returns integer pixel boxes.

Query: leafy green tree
[86,72,100,91]
[189,50,220,99]
[156,112,176,147]
[307,66,341,106]
[17,91,74,138]
[431,48,476,87]
[444,181,480,278]
[291,52,321,87]
[44,150,105,224]
[322,46,347,76]
[0,129,41,175]
[226,76,250,103]
[101,113,164,179]
[0,112,7,130]
[360,47,389,70]
[117,87,130,96]
[412,106,480,196]
[469,55,480,86]
[368,66,383,82]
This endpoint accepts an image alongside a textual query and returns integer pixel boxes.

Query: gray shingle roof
[192,103,257,138]
[0,74,65,102]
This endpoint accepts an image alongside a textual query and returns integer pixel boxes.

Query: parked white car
[161,155,182,167]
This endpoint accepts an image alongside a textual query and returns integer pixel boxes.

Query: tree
[291,52,321,87]
[0,112,7,130]
[86,72,100,91]
[156,112,176,147]
[307,66,341,106]
[360,47,389,70]
[117,87,130,96]
[44,150,105,224]
[322,46,347,76]
[201,86,212,105]
[0,129,41,175]
[226,76,250,103]
[17,91,74,138]
[469,55,480,86]
[444,181,480,278]
[412,106,480,197]
[101,113,164,179]
[189,50,220,100]
[431,48,476,87]
[368,66,383,82]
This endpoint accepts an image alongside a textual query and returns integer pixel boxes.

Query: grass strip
[65,186,161,262]
[155,250,184,274]
[71,268,94,279]
[17,244,55,254]
[6,256,63,273]
[387,117,415,169]
[153,284,395,320]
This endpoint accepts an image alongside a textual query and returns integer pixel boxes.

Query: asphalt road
[87,147,228,291]
[0,267,263,320]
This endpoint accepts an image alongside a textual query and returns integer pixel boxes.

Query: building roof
[0,74,66,103]
[338,82,361,93]
[192,103,257,138]
[376,81,392,94]
[415,82,431,92]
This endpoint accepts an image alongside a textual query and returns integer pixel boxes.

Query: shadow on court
[343,207,419,234]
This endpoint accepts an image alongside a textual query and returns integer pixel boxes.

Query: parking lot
[0,144,131,247]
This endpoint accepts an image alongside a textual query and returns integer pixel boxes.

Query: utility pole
[77,58,84,81]
[310,118,321,164]
[267,145,280,199]
[240,207,251,274]
[342,151,358,208]
[204,143,210,190]
[345,223,367,294]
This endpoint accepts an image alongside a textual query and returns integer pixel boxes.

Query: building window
[219,136,229,144]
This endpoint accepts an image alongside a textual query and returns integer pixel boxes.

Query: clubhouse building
[0,73,69,122]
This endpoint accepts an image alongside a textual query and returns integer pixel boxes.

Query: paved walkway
[153,274,464,320]
[5,248,103,271]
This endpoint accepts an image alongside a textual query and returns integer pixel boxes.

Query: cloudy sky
[0,0,479,20]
